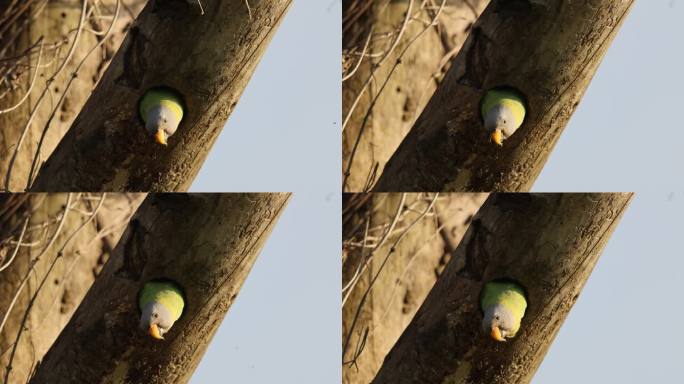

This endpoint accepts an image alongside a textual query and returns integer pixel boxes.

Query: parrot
[480,88,526,146]
[139,88,184,146]
[480,280,527,342]
[138,280,185,340]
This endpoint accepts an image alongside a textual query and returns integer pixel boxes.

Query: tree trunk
[0,1,146,191]
[371,193,632,384]
[342,0,489,191]
[342,193,487,384]
[30,0,292,192]
[0,193,144,384]
[373,0,634,192]
[30,193,290,384]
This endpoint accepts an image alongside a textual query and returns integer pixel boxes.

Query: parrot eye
[495,315,500,320]
[153,313,158,318]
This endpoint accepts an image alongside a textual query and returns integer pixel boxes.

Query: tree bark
[0,193,144,384]
[371,193,632,384]
[30,193,290,384]
[342,193,487,384]
[342,0,488,192]
[30,0,292,192]
[373,0,634,192]
[0,1,146,191]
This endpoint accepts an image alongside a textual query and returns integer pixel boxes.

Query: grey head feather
[484,104,517,138]
[482,303,516,338]
[140,301,174,336]
[145,104,181,137]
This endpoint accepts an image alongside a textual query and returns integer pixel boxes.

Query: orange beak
[149,323,164,340]
[490,326,506,342]
[154,129,168,146]
[490,130,503,146]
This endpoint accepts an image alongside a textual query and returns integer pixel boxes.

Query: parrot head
[145,105,178,146]
[484,104,515,146]
[139,87,185,146]
[482,303,516,342]
[139,300,174,340]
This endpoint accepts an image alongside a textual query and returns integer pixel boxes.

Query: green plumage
[139,281,185,322]
[139,89,184,123]
[480,281,527,334]
[480,89,526,126]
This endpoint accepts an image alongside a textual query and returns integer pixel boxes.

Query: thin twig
[4,0,91,191]
[343,0,446,191]
[0,216,29,272]
[0,38,44,114]
[26,0,121,189]
[342,194,406,306]
[4,193,106,383]
[0,194,72,339]
[342,0,415,133]
[343,194,438,362]
[342,26,373,82]
[35,194,107,332]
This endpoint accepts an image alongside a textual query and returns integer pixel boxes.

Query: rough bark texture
[30,0,292,192]
[372,193,632,384]
[342,193,487,384]
[0,193,144,384]
[374,0,634,192]
[0,1,146,191]
[342,0,489,192]
[30,193,290,384]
